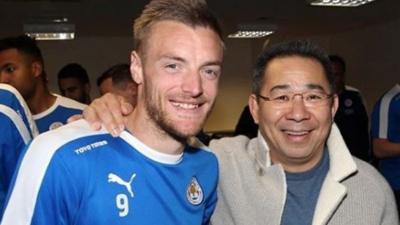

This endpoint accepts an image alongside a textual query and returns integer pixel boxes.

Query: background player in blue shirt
[0,84,38,217]
[32,93,85,133]
[371,83,400,212]
[0,35,86,134]
[1,0,223,224]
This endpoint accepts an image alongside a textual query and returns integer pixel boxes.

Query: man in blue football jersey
[1,0,222,224]
[371,83,400,213]
[0,35,86,133]
[0,84,38,217]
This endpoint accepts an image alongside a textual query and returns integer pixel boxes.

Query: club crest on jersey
[186,177,203,205]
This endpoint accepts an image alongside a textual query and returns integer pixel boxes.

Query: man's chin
[167,125,203,142]
[156,113,206,142]
[177,128,202,138]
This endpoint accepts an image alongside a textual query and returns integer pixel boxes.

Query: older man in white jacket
[210,40,397,225]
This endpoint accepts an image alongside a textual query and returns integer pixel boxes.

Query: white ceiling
[1,0,399,38]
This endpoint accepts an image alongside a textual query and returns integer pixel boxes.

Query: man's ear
[331,94,339,121]
[31,61,43,78]
[248,94,260,125]
[130,51,143,85]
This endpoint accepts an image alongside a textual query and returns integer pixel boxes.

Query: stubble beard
[144,85,211,143]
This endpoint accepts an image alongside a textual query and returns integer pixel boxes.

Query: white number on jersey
[116,194,129,217]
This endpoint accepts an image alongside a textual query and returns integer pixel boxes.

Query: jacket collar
[325,123,357,181]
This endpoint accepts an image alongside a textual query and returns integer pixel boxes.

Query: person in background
[329,55,370,161]
[58,63,91,104]
[234,104,258,138]
[371,83,400,214]
[99,63,138,106]
[0,35,86,133]
[0,84,38,218]
[1,0,223,224]
[82,40,398,225]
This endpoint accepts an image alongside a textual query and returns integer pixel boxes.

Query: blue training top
[0,84,38,216]
[33,94,86,133]
[371,84,400,189]
[1,120,218,225]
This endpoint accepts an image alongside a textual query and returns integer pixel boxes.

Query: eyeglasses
[257,90,333,108]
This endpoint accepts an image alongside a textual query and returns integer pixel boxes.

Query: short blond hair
[133,0,223,55]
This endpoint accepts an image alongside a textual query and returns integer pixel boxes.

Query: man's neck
[124,108,185,155]
[27,84,57,115]
[271,148,325,173]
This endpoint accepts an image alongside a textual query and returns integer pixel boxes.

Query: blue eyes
[163,63,220,80]
[202,69,219,80]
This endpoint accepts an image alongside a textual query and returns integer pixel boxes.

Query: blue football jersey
[0,84,38,216]
[1,120,218,225]
[371,84,400,189]
[33,94,86,133]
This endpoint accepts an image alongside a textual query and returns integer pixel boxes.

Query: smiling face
[249,56,338,172]
[131,20,223,141]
